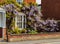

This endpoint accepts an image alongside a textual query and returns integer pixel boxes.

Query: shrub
[28,30,38,34]
[12,27,21,34]
[21,29,27,33]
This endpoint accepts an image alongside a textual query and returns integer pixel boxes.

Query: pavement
[0,39,60,44]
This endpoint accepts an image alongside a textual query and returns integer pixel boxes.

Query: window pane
[24,16,26,22]
[17,0,23,4]
[17,15,22,28]
[17,0,20,2]
[17,22,22,28]
[16,15,26,29]
[23,16,26,28]
[17,15,22,21]
[23,22,26,28]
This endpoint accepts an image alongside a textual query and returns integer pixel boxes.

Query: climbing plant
[2,0,21,30]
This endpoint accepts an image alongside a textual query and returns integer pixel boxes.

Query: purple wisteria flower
[34,15,41,22]
[29,11,34,16]
[13,10,18,15]
[9,4,15,8]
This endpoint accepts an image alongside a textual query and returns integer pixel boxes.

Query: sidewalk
[0,39,60,44]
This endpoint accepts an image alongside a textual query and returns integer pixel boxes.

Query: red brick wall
[24,0,36,4]
[8,33,60,42]
[0,0,5,3]
[3,28,6,39]
[42,0,60,20]
[0,28,6,38]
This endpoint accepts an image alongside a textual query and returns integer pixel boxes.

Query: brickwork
[8,33,60,42]
[24,0,36,4]
[3,28,6,39]
[0,0,6,3]
[42,0,60,19]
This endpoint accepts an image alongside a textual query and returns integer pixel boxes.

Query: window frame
[15,13,26,29]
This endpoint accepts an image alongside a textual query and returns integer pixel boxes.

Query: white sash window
[16,13,26,29]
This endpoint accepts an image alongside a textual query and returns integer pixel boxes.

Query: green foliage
[9,27,27,34]
[21,29,27,33]
[10,28,38,34]
[6,12,12,18]
[12,27,21,34]
[13,1,22,8]
[5,0,16,4]
[28,30,38,34]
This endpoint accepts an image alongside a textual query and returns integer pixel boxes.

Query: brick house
[0,0,41,39]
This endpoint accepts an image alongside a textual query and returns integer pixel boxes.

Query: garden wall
[8,33,60,42]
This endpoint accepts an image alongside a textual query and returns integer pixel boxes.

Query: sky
[36,0,41,4]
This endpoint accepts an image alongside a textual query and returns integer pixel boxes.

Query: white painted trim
[36,0,41,4]
[25,16,27,28]
[15,15,17,27]
[22,16,24,29]
[2,14,6,39]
